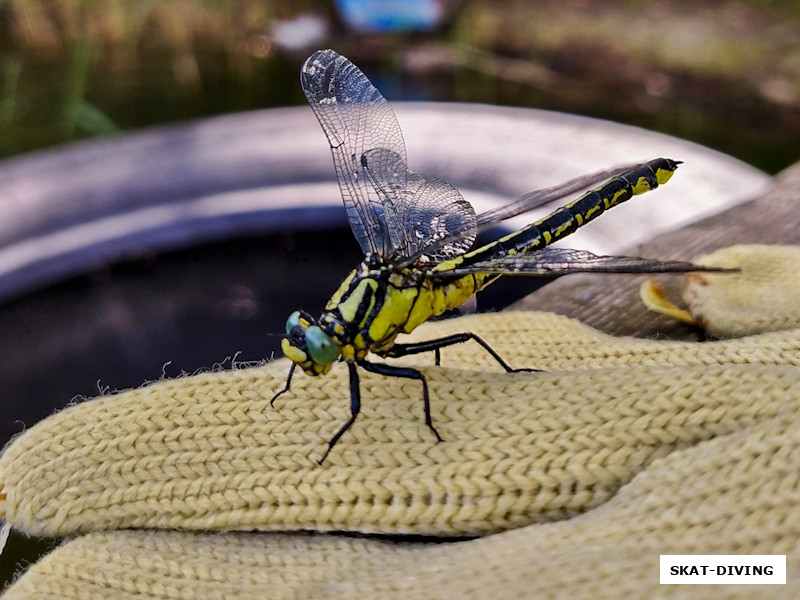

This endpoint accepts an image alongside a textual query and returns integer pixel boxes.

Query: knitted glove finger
[2,312,798,539]
[3,408,799,599]
[642,244,800,337]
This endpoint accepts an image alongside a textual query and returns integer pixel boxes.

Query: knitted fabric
[2,311,800,598]
[683,244,800,338]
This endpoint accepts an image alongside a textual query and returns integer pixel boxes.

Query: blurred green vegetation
[0,0,798,172]
[0,0,311,156]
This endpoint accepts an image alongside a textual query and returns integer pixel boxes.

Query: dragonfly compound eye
[304,325,339,365]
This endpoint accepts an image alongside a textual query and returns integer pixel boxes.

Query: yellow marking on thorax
[368,285,419,346]
[325,269,357,312]
[339,342,368,361]
[334,277,379,325]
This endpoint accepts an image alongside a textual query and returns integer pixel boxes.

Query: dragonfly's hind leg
[387,332,539,373]
[360,360,444,444]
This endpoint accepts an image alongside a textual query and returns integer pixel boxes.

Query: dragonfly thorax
[313,253,483,364]
[317,256,411,361]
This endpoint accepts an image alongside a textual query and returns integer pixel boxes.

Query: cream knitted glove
[2,304,799,598]
[643,244,800,338]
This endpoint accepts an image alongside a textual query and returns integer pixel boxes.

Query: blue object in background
[334,0,443,32]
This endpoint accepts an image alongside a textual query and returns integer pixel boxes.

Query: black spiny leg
[362,360,444,444]
[319,360,444,464]
[387,332,538,373]
[270,363,297,407]
[317,361,363,465]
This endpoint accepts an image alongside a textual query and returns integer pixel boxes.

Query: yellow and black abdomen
[447,157,679,271]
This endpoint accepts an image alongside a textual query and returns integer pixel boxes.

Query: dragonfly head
[281,310,340,376]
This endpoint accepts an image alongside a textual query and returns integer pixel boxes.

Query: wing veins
[432,248,726,277]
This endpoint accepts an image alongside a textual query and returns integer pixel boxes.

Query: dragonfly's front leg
[317,361,363,465]
[386,332,539,372]
[270,363,297,407]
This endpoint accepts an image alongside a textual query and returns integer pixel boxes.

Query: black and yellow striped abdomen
[435,157,680,275]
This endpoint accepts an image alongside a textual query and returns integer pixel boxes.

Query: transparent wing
[435,247,726,277]
[301,49,476,261]
[360,147,476,263]
[301,49,400,256]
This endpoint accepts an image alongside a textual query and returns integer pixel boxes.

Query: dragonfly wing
[403,176,476,263]
[302,49,477,262]
[301,49,407,257]
[437,247,723,277]
[361,147,476,263]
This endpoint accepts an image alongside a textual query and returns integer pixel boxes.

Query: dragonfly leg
[388,332,539,373]
[270,363,297,407]
[360,360,444,444]
[318,361,362,465]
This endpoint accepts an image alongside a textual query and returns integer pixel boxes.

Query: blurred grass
[0,0,309,155]
[0,0,798,171]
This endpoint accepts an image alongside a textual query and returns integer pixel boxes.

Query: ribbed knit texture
[2,310,800,598]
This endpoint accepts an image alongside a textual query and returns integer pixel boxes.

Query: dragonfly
[273,49,722,464]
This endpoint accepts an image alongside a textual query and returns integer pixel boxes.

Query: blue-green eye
[305,326,339,364]
[285,311,302,333]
